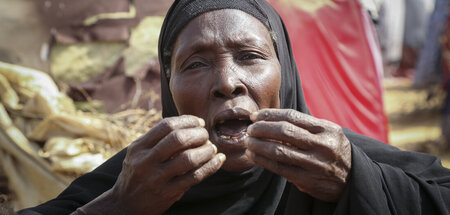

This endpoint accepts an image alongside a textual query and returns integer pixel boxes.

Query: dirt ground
[384,78,450,168]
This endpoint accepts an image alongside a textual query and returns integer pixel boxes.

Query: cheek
[169,76,208,116]
[266,75,281,108]
[247,64,281,109]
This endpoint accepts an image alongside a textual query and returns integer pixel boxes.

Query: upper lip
[213,107,252,127]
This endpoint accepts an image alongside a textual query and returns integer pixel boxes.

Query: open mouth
[213,108,253,143]
[216,118,251,140]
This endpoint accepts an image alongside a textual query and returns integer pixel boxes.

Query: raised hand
[245,109,351,202]
[80,115,226,215]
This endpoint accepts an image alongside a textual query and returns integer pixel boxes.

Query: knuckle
[121,159,133,173]
[181,151,196,166]
[196,127,209,140]
[328,164,340,177]
[316,162,334,176]
[286,109,300,121]
[126,143,138,155]
[122,158,146,179]
[161,118,177,132]
[320,136,338,155]
[272,144,287,158]
[328,122,341,133]
[124,149,145,168]
[323,136,335,147]
[280,122,296,138]
[261,110,271,119]
[170,130,187,145]
[191,169,204,184]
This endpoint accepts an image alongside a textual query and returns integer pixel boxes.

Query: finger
[131,115,205,151]
[246,137,328,171]
[246,149,303,178]
[149,127,209,162]
[251,109,325,134]
[167,153,226,193]
[246,150,338,201]
[247,121,319,150]
[246,150,315,187]
[162,142,218,179]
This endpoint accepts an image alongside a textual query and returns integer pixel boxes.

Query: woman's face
[170,9,281,172]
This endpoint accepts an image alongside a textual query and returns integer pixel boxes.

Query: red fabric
[269,0,389,143]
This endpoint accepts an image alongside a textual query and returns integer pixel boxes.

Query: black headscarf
[19,0,450,214]
[157,0,309,214]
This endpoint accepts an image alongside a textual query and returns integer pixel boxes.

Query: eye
[185,61,207,70]
[238,52,264,61]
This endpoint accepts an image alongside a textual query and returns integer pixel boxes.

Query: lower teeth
[220,132,247,140]
[220,135,231,139]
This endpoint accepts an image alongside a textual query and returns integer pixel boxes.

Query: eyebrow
[174,36,272,66]
[225,37,271,51]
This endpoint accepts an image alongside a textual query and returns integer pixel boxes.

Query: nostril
[232,88,243,96]
[214,91,226,98]
[212,83,246,99]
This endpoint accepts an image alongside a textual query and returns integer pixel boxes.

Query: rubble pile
[0,61,161,208]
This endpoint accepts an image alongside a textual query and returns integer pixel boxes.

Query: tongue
[216,120,250,136]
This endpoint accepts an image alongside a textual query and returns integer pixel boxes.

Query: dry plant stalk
[0,61,162,177]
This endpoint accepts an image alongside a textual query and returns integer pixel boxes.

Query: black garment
[18,132,450,215]
[20,0,450,214]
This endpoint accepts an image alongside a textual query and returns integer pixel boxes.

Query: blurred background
[0,0,448,211]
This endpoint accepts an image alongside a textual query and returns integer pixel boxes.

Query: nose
[210,65,247,99]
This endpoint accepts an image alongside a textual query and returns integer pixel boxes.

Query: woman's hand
[245,109,351,202]
[81,115,226,215]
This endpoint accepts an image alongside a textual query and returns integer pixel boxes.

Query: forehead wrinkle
[173,9,273,68]
[202,9,273,52]
[175,28,271,62]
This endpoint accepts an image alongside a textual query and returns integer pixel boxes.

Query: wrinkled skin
[170,9,281,172]
[247,109,351,202]
[80,115,225,215]
[78,9,351,214]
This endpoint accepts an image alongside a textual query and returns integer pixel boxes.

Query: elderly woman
[20,0,450,215]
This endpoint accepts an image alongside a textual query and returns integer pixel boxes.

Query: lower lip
[212,130,249,146]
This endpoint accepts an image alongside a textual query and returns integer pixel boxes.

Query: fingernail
[218,153,226,162]
[246,125,252,135]
[198,118,205,127]
[250,112,258,122]
[210,142,217,153]
[245,150,253,159]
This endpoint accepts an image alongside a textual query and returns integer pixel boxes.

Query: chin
[210,127,255,172]
[219,152,255,172]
